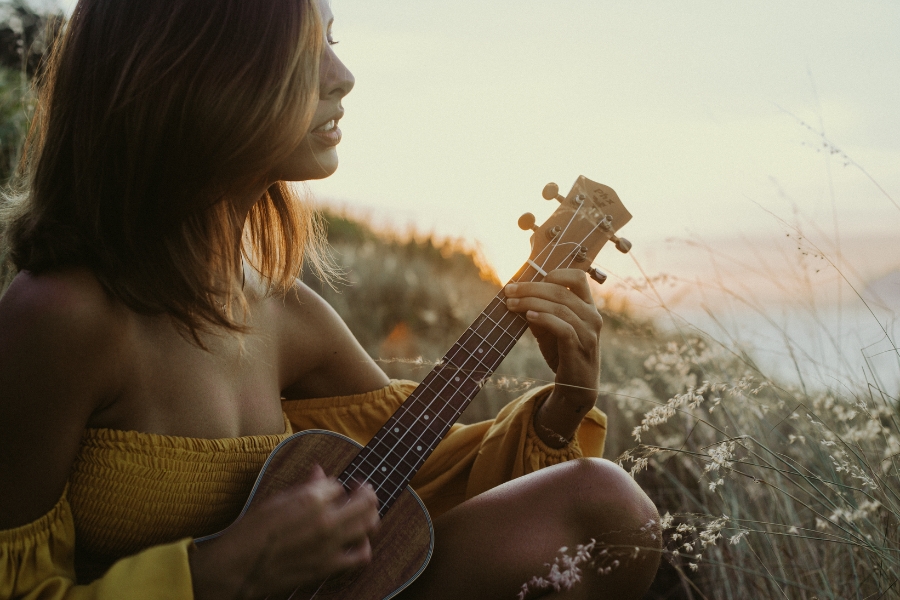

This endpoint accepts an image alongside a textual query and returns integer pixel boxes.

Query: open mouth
[310,118,342,146]
[313,120,337,133]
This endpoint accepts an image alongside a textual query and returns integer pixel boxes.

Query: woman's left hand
[504,269,602,447]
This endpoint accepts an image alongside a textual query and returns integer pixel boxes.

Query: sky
[300,1,900,286]
[60,0,900,297]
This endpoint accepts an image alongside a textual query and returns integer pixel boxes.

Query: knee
[558,458,662,597]
[565,458,659,535]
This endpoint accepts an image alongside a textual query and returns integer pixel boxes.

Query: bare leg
[396,458,661,600]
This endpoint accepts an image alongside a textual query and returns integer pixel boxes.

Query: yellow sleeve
[282,380,607,519]
[0,489,194,600]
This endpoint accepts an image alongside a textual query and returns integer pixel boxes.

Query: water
[660,302,900,397]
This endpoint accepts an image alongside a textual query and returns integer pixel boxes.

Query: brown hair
[1,0,329,339]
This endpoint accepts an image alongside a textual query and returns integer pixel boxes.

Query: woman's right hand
[189,465,380,600]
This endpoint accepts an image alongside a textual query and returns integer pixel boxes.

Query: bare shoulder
[0,269,128,528]
[267,279,388,400]
[0,269,129,368]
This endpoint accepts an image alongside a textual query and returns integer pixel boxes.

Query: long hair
[0,0,330,339]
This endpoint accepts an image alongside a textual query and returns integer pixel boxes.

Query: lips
[310,113,343,147]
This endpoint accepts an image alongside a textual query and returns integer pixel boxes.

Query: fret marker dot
[478,348,484,354]
[381,466,387,472]
[394,427,399,433]
[424,415,430,420]
[417,445,422,451]
[455,376,460,382]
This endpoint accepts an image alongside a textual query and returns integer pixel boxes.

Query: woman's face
[275,1,355,182]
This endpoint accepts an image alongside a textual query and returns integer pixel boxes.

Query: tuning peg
[517,212,539,232]
[589,267,608,285]
[612,236,632,254]
[542,182,565,202]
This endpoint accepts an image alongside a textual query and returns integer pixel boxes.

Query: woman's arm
[0,270,123,529]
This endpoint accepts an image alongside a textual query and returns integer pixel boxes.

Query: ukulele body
[195,430,434,600]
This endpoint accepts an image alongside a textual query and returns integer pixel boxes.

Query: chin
[307,157,340,180]
[279,153,339,182]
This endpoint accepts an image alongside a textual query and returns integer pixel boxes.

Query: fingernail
[505,283,517,295]
[526,310,539,319]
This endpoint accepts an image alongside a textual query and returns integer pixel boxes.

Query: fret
[450,341,496,377]
[408,393,459,426]
[417,370,472,416]
[397,413,440,446]
[380,428,414,454]
[344,448,419,489]
[472,312,520,348]
[463,328,507,367]
[363,453,419,482]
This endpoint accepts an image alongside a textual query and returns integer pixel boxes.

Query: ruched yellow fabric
[0,380,606,600]
[69,414,293,565]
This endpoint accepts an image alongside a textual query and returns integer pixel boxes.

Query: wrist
[533,387,595,449]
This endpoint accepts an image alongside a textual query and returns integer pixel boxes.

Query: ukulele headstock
[518,175,633,283]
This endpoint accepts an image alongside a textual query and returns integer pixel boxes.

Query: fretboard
[338,262,544,515]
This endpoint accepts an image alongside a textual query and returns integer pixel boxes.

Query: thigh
[395,458,660,600]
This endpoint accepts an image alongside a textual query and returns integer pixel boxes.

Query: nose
[320,44,354,100]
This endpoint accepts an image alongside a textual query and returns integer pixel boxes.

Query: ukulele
[195,175,633,599]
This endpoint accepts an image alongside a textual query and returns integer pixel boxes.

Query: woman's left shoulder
[258,278,346,347]
[259,278,388,399]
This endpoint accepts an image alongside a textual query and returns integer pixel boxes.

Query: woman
[0,0,660,598]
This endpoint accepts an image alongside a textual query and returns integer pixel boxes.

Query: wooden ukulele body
[195,430,434,600]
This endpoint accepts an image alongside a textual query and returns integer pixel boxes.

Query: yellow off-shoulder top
[0,380,606,600]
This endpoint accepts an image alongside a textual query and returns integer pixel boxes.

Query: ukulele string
[340,203,600,500]
[299,576,328,600]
